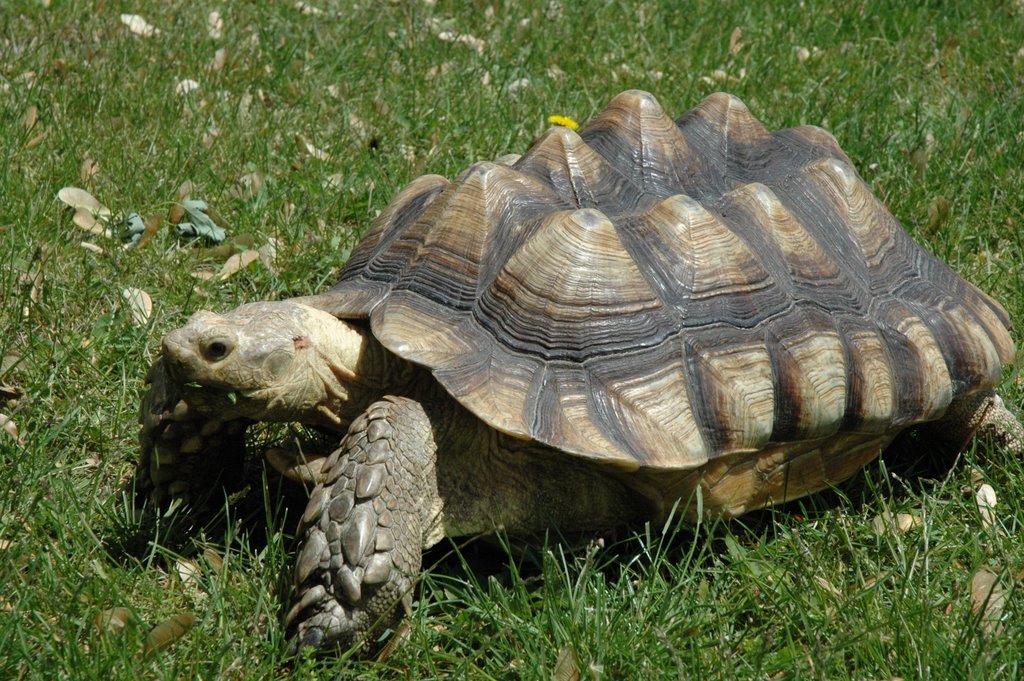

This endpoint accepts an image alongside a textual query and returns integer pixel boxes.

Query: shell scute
[326,91,1014,469]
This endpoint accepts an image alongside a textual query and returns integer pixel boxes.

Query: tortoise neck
[315,319,431,429]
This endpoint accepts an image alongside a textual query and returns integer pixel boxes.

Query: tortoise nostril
[200,336,235,362]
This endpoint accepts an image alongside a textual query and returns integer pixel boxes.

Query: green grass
[2,0,1023,678]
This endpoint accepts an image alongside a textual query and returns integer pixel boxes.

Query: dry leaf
[168,203,186,225]
[296,135,330,161]
[281,201,295,223]
[122,288,152,326]
[975,483,997,528]
[814,575,842,596]
[177,180,194,202]
[23,105,38,132]
[95,607,136,635]
[506,77,530,93]
[926,197,950,233]
[176,559,203,595]
[435,30,485,55]
[871,511,922,535]
[72,208,112,238]
[143,613,196,656]
[227,172,263,200]
[258,239,278,269]
[217,250,260,280]
[970,568,1007,634]
[120,14,160,37]
[207,10,223,39]
[25,130,48,148]
[57,187,109,217]
[80,242,104,254]
[729,27,743,54]
[175,79,200,96]
[209,47,227,72]
[295,1,324,15]
[202,548,225,572]
[202,127,220,148]
[129,214,164,250]
[552,645,580,681]
[80,157,99,183]
[0,413,23,445]
[0,382,24,402]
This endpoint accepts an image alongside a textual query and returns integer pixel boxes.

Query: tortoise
[135,90,1022,654]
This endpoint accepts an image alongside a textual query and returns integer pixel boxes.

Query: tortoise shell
[317,90,1014,470]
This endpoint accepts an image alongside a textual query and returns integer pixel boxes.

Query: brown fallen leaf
[72,207,112,238]
[871,511,922,536]
[177,180,194,202]
[217,250,260,280]
[167,203,186,225]
[970,568,1007,634]
[130,214,164,250]
[80,157,100,183]
[926,196,950,234]
[552,645,580,681]
[122,288,152,326]
[25,130,48,148]
[207,10,223,39]
[57,186,109,217]
[0,382,24,402]
[729,27,743,54]
[202,547,225,573]
[296,134,330,161]
[121,13,160,37]
[95,607,138,635]
[0,413,23,444]
[227,172,264,200]
[975,483,997,528]
[23,105,38,132]
[143,613,196,656]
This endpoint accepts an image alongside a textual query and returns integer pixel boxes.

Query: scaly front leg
[136,357,249,510]
[285,396,443,654]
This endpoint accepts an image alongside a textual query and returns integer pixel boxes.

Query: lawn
[2,0,1023,678]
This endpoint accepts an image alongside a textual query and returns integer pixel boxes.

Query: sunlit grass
[1,1,1022,678]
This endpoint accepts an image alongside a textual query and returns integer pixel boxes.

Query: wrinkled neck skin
[308,320,430,431]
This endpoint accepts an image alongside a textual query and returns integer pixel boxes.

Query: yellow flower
[546,114,579,131]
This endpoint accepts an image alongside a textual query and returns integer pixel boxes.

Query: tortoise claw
[266,448,330,484]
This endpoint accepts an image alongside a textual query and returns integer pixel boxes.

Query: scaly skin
[136,357,249,508]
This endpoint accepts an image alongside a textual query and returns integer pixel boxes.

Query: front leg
[135,357,249,509]
[285,396,442,654]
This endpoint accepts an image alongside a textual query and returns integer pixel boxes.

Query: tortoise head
[160,301,370,426]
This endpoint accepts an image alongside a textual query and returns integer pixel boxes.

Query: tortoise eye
[200,336,234,362]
